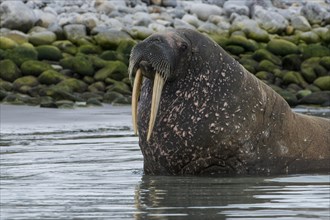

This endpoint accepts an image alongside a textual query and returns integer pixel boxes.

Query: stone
[0,1,37,32]
[56,78,88,93]
[87,98,103,106]
[300,57,321,83]
[38,70,66,85]
[105,79,131,95]
[63,24,87,43]
[94,61,128,81]
[283,71,308,88]
[252,49,282,65]
[299,91,330,106]
[253,6,288,34]
[33,9,58,28]
[314,76,330,90]
[13,76,39,91]
[225,45,245,55]
[255,71,274,82]
[0,79,13,91]
[36,45,63,61]
[302,44,330,59]
[55,100,75,109]
[28,31,56,46]
[0,37,17,50]
[290,15,311,32]
[103,91,125,104]
[298,31,320,44]
[258,60,279,73]
[188,3,223,21]
[94,30,133,50]
[20,60,53,76]
[239,57,259,73]
[3,45,38,66]
[296,89,312,100]
[78,44,102,54]
[181,14,202,28]
[266,39,299,56]
[52,40,77,55]
[320,56,330,70]
[128,26,154,40]
[277,89,298,106]
[45,86,79,101]
[0,90,8,101]
[88,81,106,93]
[2,30,28,44]
[223,0,249,16]
[227,35,258,51]
[71,55,94,77]
[301,2,329,25]
[0,59,21,82]
[162,0,177,7]
[282,54,302,71]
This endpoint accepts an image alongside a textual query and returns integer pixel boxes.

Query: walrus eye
[180,42,188,52]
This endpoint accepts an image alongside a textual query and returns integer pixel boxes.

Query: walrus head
[129,29,194,140]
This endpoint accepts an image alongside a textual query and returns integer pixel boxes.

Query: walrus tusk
[147,72,165,141]
[132,68,142,135]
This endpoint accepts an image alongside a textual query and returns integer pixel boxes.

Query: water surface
[1,104,329,219]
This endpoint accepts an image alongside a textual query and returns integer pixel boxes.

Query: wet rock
[87,97,103,106]
[0,90,8,101]
[36,45,63,61]
[105,79,131,95]
[258,60,279,73]
[56,78,88,93]
[302,44,330,59]
[3,45,38,66]
[55,100,75,109]
[88,81,106,93]
[313,76,330,91]
[0,1,37,32]
[299,91,330,106]
[94,61,128,81]
[20,60,53,77]
[52,40,78,55]
[266,39,299,56]
[224,0,249,16]
[94,30,133,50]
[282,54,301,71]
[296,89,312,99]
[301,2,329,25]
[188,3,223,21]
[0,59,21,82]
[227,35,258,51]
[40,98,57,108]
[13,76,39,91]
[320,56,330,70]
[38,70,67,85]
[103,91,124,104]
[78,44,102,55]
[253,6,288,34]
[28,30,57,46]
[63,24,87,43]
[0,37,18,50]
[252,49,281,65]
[283,71,308,88]
[290,15,311,32]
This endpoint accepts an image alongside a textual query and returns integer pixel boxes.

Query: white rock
[34,9,58,28]
[94,0,116,15]
[224,0,250,16]
[188,3,223,21]
[290,15,311,32]
[182,14,202,28]
[81,13,100,30]
[63,24,87,42]
[132,12,152,26]
[0,1,37,32]
[301,2,329,25]
[162,0,177,7]
[173,18,196,30]
[149,22,167,32]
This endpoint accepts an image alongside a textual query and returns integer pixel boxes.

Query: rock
[105,79,131,95]
[89,55,110,69]
[283,71,308,88]
[320,56,330,70]
[188,3,223,21]
[94,61,128,81]
[45,85,79,101]
[277,89,298,106]
[56,78,88,93]
[0,59,21,82]
[162,0,177,7]
[181,14,202,28]
[300,2,329,25]
[13,76,39,91]
[132,12,152,26]
[94,30,133,50]
[2,30,29,44]
[128,26,154,40]
[298,31,320,44]
[255,71,274,82]
[253,6,288,34]
[52,40,77,55]
[0,90,8,101]
[28,30,57,46]
[302,44,330,59]
[225,45,245,55]
[103,91,125,104]
[239,57,259,73]
[3,45,38,66]
[88,81,106,93]
[38,70,66,85]
[0,37,18,50]
[314,76,330,90]
[0,79,13,91]
[290,15,311,32]
[40,96,57,108]
[63,55,94,77]
[282,54,302,71]
[94,0,116,15]
[87,97,103,106]
[20,60,53,76]
[223,0,249,16]
[81,13,99,31]
[258,60,279,73]
[78,44,102,54]
[36,45,63,61]
[299,91,330,106]
[63,24,87,43]
[116,40,136,62]
[55,100,75,109]
[296,89,312,99]
[252,49,281,65]
[0,1,37,32]
[300,57,322,83]
[266,39,299,56]
[227,35,258,51]
[33,9,58,28]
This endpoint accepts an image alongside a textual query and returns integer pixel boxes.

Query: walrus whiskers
[132,68,142,135]
[147,72,165,141]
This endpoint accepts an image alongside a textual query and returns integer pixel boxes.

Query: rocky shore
[0,0,329,108]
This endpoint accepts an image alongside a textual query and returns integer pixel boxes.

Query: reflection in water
[1,105,329,219]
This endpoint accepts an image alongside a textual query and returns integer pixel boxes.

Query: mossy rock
[52,40,77,55]
[299,91,330,106]
[56,78,88,93]
[103,91,125,104]
[298,31,320,44]
[116,40,136,59]
[227,35,258,51]
[225,45,245,55]
[239,57,259,73]
[0,59,22,82]
[296,89,312,99]
[55,100,75,109]
[83,76,95,84]
[283,71,308,88]
[313,76,330,90]
[28,31,57,46]
[302,44,330,59]
[282,54,301,71]
[319,29,330,43]
[0,37,18,50]
[255,71,274,82]
[88,81,106,93]
[277,89,298,106]
[0,79,13,91]
[258,60,279,73]
[94,30,133,50]
[320,56,330,70]
[0,49,5,60]
[13,76,39,91]
[45,85,80,101]
[246,28,270,42]
[59,55,94,76]
[20,60,53,76]
[209,34,229,47]
[78,44,102,54]
[94,61,128,81]
[38,70,67,85]
[0,90,8,101]
[89,55,109,69]
[266,39,299,56]
[36,45,63,61]
[4,31,28,44]
[100,50,126,63]
[300,57,328,83]
[105,79,131,95]
[4,45,38,66]
[252,49,281,65]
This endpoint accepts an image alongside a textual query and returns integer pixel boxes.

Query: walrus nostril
[139,61,156,80]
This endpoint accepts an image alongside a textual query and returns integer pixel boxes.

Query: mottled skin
[131,29,330,176]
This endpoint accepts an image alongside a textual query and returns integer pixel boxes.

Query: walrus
[129,28,330,175]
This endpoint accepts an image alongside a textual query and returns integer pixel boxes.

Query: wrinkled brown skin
[133,29,330,176]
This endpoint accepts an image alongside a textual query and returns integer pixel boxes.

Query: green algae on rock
[20,60,53,76]
[266,39,299,56]
[38,70,67,85]
[0,59,22,82]
[36,45,63,61]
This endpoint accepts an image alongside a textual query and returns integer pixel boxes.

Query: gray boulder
[253,6,288,34]
[188,3,223,21]
[290,15,311,32]
[301,2,329,25]
[63,24,87,42]
[224,0,250,16]
[0,1,37,32]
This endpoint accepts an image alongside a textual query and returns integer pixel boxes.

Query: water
[1,104,329,220]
